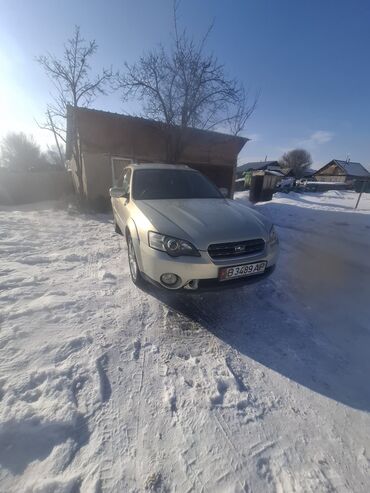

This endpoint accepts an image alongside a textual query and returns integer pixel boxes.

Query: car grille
[208,238,265,259]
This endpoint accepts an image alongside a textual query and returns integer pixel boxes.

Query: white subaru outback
[110,163,279,291]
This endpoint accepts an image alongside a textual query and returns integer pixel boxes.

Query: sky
[0,0,369,169]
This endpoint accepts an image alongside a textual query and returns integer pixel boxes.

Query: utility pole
[355,179,367,210]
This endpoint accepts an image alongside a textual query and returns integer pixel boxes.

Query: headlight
[268,226,279,246]
[148,232,200,257]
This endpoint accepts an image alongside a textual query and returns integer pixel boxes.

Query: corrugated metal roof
[334,160,370,177]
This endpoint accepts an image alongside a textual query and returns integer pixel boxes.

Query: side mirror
[109,187,128,199]
[219,187,228,197]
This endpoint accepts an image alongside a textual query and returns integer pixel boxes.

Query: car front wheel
[127,233,145,287]
[114,215,122,234]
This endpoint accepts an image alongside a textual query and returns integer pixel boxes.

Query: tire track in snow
[89,235,285,491]
[157,299,249,491]
[81,230,128,492]
[95,232,159,492]
[157,293,283,492]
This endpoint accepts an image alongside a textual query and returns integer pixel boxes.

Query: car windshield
[132,168,223,200]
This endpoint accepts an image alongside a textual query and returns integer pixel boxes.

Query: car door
[114,168,132,230]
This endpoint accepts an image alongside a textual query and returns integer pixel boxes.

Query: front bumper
[134,238,279,291]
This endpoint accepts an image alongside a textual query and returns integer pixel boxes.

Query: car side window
[122,169,132,195]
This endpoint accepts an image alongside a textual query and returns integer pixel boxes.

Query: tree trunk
[71,107,85,198]
[47,110,65,167]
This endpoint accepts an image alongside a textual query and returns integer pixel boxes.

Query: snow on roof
[237,161,279,172]
[333,160,370,177]
[280,167,294,175]
[266,170,285,176]
[267,165,283,172]
[303,167,316,176]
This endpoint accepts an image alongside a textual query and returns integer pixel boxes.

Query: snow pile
[0,206,118,491]
[25,475,81,493]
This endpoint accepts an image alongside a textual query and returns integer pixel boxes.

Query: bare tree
[0,133,42,171]
[117,2,258,162]
[36,26,112,194]
[279,148,313,178]
[44,144,66,168]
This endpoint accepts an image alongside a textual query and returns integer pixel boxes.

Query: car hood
[136,198,271,250]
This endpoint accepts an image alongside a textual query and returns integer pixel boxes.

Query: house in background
[66,106,248,205]
[235,160,287,192]
[314,159,370,183]
[236,160,280,178]
[237,160,317,180]
[301,167,316,178]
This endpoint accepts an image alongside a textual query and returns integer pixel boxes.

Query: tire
[126,233,145,288]
[114,216,122,235]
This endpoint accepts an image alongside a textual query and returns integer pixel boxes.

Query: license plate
[219,261,267,281]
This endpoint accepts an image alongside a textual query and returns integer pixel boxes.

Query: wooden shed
[66,106,248,204]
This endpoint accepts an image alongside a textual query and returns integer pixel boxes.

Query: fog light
[160,273,179,286]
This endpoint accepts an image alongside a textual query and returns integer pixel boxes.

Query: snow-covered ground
[0,191,369,493]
